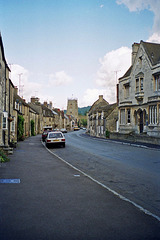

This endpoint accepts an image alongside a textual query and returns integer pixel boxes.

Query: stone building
[66,98,78,124]
[8,80,17,144]
[0,33,10,146]
[118,41,160,137]
[29,98,56,133]
[87,95,118,138]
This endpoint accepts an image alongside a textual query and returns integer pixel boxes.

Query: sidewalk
[83,133,160,150]
[0,135,160,240]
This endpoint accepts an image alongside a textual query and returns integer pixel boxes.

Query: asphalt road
[0,134,160,240]
[50,130,160,218]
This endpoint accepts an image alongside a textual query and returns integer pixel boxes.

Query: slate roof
[119,66,132,80]
[142,41,160,66]
[0,33,10,71]
[119,41,160,81]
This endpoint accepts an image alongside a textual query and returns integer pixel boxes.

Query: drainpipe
[8,79,11,144]
[4,65,6,111]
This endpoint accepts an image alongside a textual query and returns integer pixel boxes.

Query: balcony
[135,91,144,101]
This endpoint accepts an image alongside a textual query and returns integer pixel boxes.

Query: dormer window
[15,101,19,110]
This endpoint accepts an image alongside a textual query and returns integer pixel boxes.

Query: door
[140,111,143,133]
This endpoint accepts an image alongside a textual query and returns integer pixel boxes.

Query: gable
[119,41,160,82]
[89,95,109,113]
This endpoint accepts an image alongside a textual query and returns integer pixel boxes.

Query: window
[136,79,139,93]
[15,101,19,110]
[120,109,125,124]
[2,112,8,129]
[124,84,129,98]
[140,78,143,91]
[19,103,22,113]
[11,117,15,132]
[155,74,160,91]
[135,76,144,92]
[3,117,7,129]
[149,105,157,125]
[127,109,131,123]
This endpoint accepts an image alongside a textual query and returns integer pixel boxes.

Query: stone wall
[110,132,160,145]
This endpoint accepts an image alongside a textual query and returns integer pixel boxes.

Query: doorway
[140,111,143,133]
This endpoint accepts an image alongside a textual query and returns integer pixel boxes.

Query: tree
[31,120,35,136]
[18,115,24,141]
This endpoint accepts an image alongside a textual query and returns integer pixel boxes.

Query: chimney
[14,87,18,95]
[43,101,48,107]
[49,101,52,109]
[132,42,140,65]
[99,95,103,102]
[31,97,39,104]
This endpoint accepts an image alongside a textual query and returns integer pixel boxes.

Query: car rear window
[49,133,63,138]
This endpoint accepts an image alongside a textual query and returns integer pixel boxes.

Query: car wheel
[62,143,65,148]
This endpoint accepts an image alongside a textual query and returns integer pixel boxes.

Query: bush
[31,120,35,136]
[18,115,24,141]
[0,149,10,163]
[106,129,110,138]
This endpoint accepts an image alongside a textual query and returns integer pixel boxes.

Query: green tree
[18,115,24,141]
[31,120,35,136]
[81,119,87,127]
[0,149,10,163]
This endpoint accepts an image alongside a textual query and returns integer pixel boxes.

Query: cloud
[10,65,72,108]
[100,5,104,8]
[147,32,160,43]
[48,71,73,86]
[10,64,29,88]
[10,64,44,101]
[116,0,160,37]
[95,47,131,102]
[80,88,110,107]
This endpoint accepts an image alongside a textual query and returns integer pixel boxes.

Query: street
[49,130,160,218]
[0,133,160,240]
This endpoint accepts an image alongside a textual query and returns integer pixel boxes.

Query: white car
[45,131,65,148]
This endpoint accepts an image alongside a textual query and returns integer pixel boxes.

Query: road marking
[42,141,160,222]
[0,179,20,183]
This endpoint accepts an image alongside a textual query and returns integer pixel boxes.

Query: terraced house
[0,33,10,147]
[87,95,118,138]
[118,41,160,137]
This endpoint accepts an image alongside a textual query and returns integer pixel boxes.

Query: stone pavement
[0,135,160,240]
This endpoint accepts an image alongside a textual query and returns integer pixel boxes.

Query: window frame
[135,74,144,93]
[127,109,131,124]
[11,117,15,132]
[154,74,160,91]
[120,109,125,125]
[2,112,8,130]
[149,105,157,125]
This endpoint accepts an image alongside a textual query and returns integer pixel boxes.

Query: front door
[140,111,143,133]
[2,130,5,145]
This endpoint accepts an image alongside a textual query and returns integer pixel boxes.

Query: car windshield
[49,133,63,138]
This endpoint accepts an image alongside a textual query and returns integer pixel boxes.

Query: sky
[0,0,160,109]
